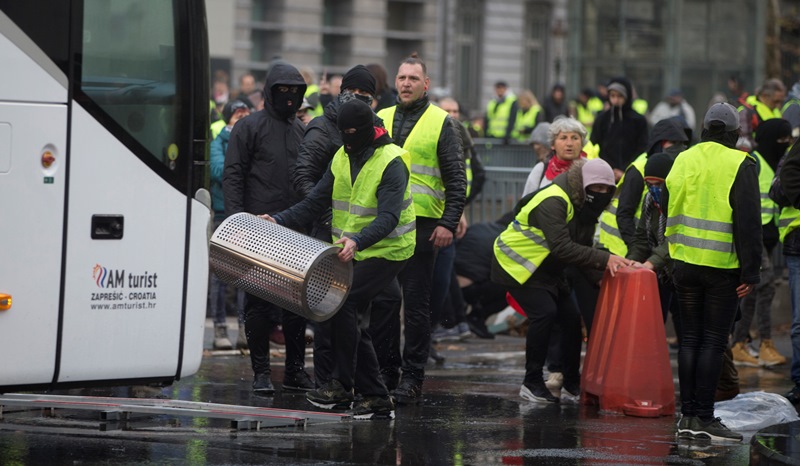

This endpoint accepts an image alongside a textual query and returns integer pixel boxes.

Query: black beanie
[644,152,674,180]
[341,65,376,96]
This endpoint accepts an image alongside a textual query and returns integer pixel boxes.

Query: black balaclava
[337,100,375,155]
[271,85,302,120]
[580,189,614,223]
[755,118,793,171]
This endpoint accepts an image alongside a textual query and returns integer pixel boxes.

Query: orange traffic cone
[580,267,674,417]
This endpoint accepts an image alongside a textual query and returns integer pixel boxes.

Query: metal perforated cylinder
[209,213,352,322]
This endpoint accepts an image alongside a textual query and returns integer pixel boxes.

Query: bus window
[80,0,179,171]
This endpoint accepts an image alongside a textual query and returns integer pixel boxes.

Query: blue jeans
[787,255,800,384]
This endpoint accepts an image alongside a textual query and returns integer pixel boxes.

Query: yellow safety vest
[665,142,748,269]
[378,105,448,218]
[779,207,800,243]
[330,144,416,261]
[753,151,779,225]
[511,105,542,142]
[466,158,473,199]
[493,184,573,284]
[486,96,517,138]
[598,153,647,256]
[304,84,324,117]
[210,119,226,140]
[633,99,648,115]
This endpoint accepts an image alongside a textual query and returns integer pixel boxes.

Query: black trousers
[508,286,582,387]
[673,262,740,420]
[370,223,437,382]
[331,257,407,396]
[244,294,307,375]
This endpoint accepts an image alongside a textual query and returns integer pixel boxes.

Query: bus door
[0,10,69,387]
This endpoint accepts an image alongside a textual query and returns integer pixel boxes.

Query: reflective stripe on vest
[665,142,747,269]
[486,96,516,138]
[779,206,800,243]
[597,153,647,256]
[511,105,542,141]
[753,151,778,225]
[493,184,574,284]
[330,143,416,261]
[466,158,473,198]
[378,105,448,218]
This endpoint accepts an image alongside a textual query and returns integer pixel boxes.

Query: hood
[263,63,307,109]
[648,116,690,154]
[789,82,800,102]
[607,76,634,112]
[564,159,588,208]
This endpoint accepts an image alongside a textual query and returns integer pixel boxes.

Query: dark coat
[590,77,649,171]
[779,142,800,255]
[491,161,611,292]
[385,95,467,233]
[616,117,690,245]
[222,63,307,217]
[294,97,384,197]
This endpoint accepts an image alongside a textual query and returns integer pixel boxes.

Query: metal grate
[210,213,352,322]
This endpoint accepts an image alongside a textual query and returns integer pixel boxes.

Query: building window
[524,2,551,98]
[455,0,484,113]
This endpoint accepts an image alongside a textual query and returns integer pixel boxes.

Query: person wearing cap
[296,98,315,125]
[484,81,518,141]
[263,99,414,419]
[492,158,631,404]
[371,54,466,405]
[598,116,691,258]
[293,64,383,389]
[527,122,552,163]
[590,77,649,182]
[728,118,792,368]
[648,89,697,132]
[666,102,761,442]
[223,62,315,395]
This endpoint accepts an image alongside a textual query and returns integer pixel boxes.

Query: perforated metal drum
[209,213,352,322]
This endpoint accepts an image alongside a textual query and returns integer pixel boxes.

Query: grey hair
[548,115,588,147]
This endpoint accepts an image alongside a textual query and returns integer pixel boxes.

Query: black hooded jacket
[223,63,308,217]
[780,142,800,256]
[385,94,466,232]
[617,117,690,246]
[590,77,649,171]
[294,95,384,197]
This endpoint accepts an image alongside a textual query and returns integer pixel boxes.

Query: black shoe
[519,382,559,403]
[347,396,395,420]
[691,417,743,442]
[676,415,698,439]
[785,384,800,404]
[561,382,580,403]
[283,370,315,392]
[252,373,275,395]
[306,379,353,410]
[393,378,423,405]
[467,315,495,340]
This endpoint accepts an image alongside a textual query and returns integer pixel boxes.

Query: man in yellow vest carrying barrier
[371,55,467,405]
[667,103,762,442]
[265,99,416,419]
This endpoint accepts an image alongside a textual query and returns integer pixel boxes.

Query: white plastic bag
[715,391,800,431]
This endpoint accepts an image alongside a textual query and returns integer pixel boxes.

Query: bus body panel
[0,12,67,104]
[0,103,67,386]
[181,199,210,378]
[58,104,188,382]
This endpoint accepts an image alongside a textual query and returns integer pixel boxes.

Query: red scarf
[544,152,587,180]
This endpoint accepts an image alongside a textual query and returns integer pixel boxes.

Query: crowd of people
[207,61,800,438]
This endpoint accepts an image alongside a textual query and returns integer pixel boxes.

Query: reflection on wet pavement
[0,331,797,465]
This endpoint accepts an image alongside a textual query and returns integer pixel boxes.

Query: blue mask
[648,185,663,206]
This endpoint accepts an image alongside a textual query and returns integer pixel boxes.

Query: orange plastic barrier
[580,267,675,417]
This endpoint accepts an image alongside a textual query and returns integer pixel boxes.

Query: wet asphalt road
[0,320,798,465]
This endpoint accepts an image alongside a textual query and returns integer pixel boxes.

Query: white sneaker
[544,372,563,398]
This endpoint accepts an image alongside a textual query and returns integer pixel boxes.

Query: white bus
[0,0,210,391]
